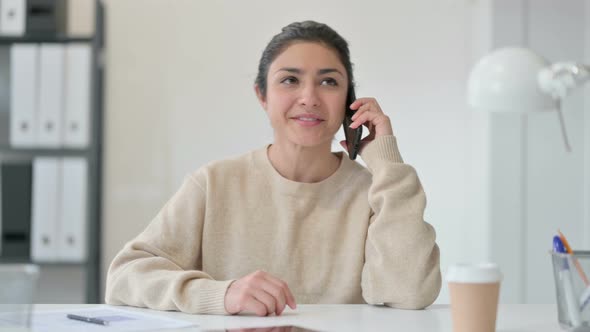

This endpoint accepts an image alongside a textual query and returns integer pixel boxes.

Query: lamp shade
[468,47,556,112]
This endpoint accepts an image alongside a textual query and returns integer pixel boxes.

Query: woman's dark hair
[255,21,355,97]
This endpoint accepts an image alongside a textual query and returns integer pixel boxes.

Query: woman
[105,21,441,316]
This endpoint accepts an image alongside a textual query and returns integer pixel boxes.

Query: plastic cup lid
[446,263,503,283]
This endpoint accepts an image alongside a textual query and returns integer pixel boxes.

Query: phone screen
[342,88,362,160]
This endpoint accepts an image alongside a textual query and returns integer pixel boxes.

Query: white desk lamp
[467,47,590,151]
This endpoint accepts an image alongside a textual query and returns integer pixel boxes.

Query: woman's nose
[299,85,320,108]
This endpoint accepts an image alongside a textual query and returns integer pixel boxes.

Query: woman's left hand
[339,97,394,154]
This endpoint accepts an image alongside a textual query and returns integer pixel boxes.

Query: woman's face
[256,42,348,148]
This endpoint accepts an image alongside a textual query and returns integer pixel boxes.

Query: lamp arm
[538,62,590,99]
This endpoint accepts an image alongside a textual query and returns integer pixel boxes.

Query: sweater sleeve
[359,135,441,309]
[105,173,234,315]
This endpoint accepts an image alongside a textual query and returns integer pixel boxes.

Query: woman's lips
[292,116,324,127]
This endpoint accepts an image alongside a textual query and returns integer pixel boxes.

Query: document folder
[10,44,39,148]
[31,158,59,262]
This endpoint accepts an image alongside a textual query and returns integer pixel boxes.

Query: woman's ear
[254,84,267,110]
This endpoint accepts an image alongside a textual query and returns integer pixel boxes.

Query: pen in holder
[552,234,590,331]
[559,231,590,287]
[557,231,590,315]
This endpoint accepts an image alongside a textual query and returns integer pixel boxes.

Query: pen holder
[0,264,39,328]
[552,251,590,331]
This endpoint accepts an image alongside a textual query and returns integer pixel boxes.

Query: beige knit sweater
[105,135,441,315]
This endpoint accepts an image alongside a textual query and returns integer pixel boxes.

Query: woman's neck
[267,141,341,183]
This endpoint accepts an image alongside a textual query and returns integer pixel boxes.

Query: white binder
[58,158,87,262]
[0,0,26,36]
[37,44,65,148]
[64,44,91,148]
[31,158,60,262]
[10,44,39,148]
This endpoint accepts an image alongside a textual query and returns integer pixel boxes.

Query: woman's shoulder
[339,152,371,176]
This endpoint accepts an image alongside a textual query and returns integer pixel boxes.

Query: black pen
[66,314,109,326]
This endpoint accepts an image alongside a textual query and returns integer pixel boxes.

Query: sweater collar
[253,144,359,196]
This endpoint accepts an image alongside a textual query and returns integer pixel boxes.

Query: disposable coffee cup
[447,263,502,332]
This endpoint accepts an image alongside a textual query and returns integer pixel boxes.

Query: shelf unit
[0,2,104,303]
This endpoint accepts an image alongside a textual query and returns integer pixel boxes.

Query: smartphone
[342,87,362,160]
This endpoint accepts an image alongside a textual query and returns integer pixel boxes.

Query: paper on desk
[0,306,196,331]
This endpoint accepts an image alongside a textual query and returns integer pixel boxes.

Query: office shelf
[0,257,87,266]
[0,146,93,156]
[0,36,93,44]
[0,1,105,304]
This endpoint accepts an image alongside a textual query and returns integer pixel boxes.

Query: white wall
[525,0,587,304]
[101,0,511,304]
[485,0,529,304]
[470,0,587,304]
[476,0,589,304]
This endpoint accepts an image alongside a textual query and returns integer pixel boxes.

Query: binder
[64,44,91,148]
[37,44,65,148]
[0,161,32,259]
[0,47,10,147]
[31,157,60,262]
[58,157,87,262]
[0,0,26,36]
[10,44,39,148]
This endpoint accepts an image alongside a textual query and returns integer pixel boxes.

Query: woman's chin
[287,136,333,149]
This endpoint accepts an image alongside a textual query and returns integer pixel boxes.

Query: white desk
[30,303,563,331]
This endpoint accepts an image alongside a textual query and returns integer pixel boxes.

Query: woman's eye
[321,78,338,86]
[281,76,298,85]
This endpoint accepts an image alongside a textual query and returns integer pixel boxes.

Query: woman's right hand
[224,270,297,316]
